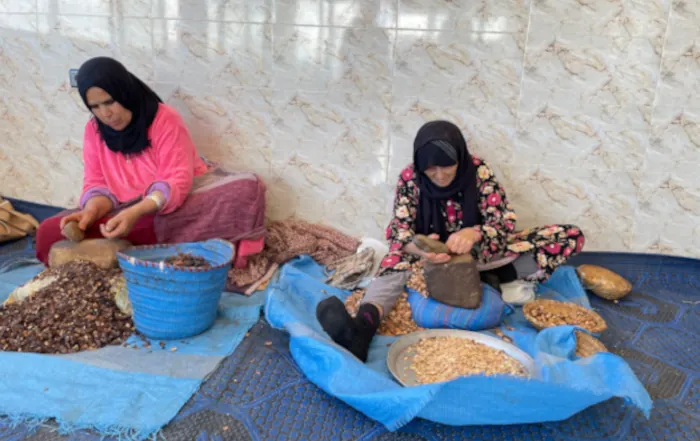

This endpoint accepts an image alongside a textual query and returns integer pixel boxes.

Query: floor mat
[0,239,697,440]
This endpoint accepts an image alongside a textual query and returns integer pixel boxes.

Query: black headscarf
[77,57,162,155]
[413,120,481,242]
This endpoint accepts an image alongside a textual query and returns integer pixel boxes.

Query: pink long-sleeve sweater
[80,103,209,214]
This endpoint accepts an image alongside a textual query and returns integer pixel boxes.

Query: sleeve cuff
[475,224,500,246]
[80,187,117,210]
[146,181,172,205]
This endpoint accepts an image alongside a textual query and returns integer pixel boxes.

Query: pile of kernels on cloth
[164,253,210,268]
[344,263,426,336]
[528,303,601,330]
[0,261,133,354]
[407,336,528,384]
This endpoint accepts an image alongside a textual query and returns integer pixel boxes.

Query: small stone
[264,341,272,346]
[170,347,177,352]
[61,221,85,242]
[223,426,229,431]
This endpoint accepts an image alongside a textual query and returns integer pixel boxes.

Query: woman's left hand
[446,228,482,255]
[100,208,142,239]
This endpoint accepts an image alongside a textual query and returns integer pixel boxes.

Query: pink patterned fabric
[153,168,266,247]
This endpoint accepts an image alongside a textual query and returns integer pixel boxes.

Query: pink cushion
[153,168,266,245]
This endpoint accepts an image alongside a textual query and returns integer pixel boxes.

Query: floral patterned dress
[379,156,585,282]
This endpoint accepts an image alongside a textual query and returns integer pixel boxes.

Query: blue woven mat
[0,201,697,440]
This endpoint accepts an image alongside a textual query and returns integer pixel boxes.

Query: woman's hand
[422,234,450,264]
[60,209,99,231]
[446,228,482,255]
[100,208,142,239]
[99,193,162,239]
[61,195,114,231]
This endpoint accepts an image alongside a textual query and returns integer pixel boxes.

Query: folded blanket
[154,169,266,245]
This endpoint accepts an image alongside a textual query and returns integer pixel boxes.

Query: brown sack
[0,198,40,244]
[577,264,632,300]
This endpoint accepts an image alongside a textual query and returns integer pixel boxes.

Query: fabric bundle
[325,248,375,290]
[227,219,360,294]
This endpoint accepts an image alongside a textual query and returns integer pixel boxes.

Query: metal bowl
[386,329,536,387]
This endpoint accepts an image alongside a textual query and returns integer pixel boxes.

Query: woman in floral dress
[317,120,585,362]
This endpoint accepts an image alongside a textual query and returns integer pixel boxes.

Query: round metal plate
[386,329,536,387]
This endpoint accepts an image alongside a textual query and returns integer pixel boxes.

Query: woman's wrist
[131,191,165,216]
[84,195,113,218]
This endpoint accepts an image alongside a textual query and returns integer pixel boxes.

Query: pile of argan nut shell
[163,253,211,268]
[0,261,133,354]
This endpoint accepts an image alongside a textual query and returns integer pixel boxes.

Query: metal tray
[386,329,536,387]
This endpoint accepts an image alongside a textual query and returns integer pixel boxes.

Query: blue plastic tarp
[0,263,264,440]
[264,256,652,430]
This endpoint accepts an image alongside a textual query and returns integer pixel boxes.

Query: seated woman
[317,120,585,362]
[35,57,265,265]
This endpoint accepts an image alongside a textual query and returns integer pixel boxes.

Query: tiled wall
[0,1,698,256]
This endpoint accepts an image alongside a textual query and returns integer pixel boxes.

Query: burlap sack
[577,264,632,300]
[0,198,39,243]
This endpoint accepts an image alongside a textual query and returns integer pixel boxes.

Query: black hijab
[77,57,162,155]
[413,120,481,242]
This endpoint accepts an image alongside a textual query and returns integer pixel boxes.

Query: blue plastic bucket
[117,239,235,340]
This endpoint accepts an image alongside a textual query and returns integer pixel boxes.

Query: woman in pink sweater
[35,57,210,264]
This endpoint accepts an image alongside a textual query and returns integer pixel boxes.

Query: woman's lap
[378,224,585,285]
[506,224,585,278]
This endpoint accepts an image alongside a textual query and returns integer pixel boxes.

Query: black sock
[316,296,356,350]
[349,303,380,362]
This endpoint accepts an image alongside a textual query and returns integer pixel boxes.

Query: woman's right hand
[60,209,99,231]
